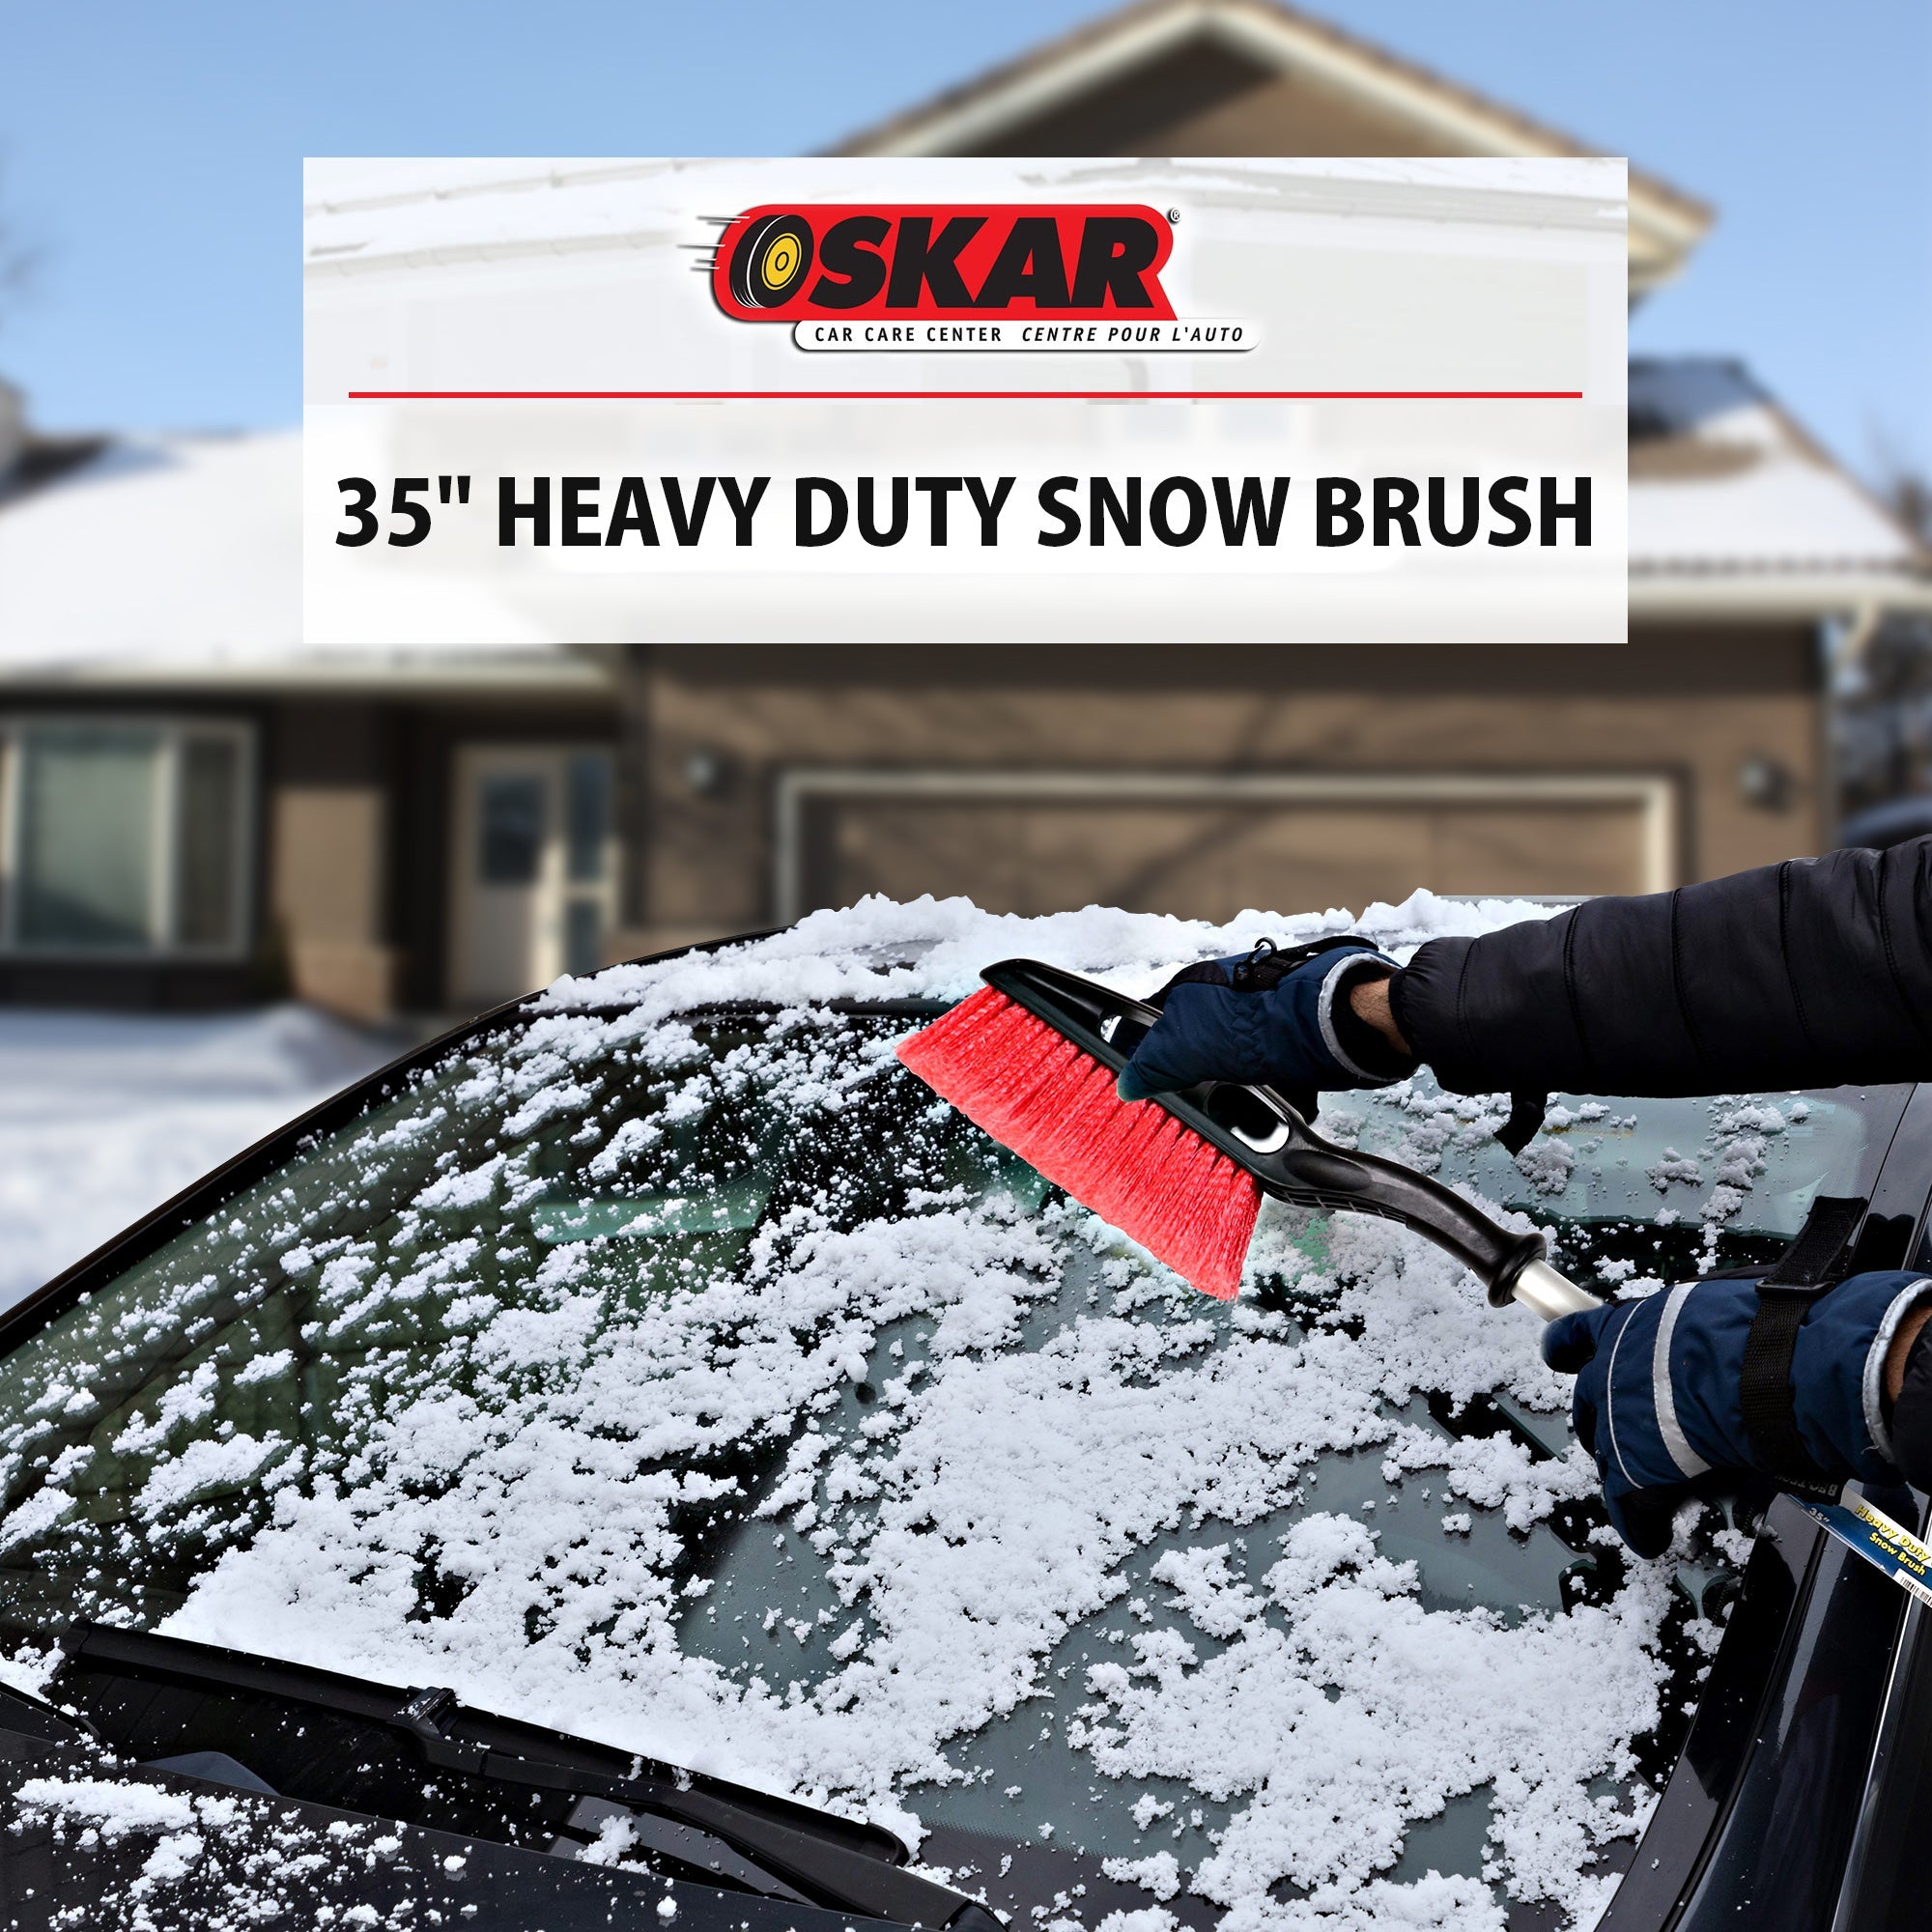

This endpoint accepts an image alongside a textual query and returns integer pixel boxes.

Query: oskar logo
[712,204,1177,323]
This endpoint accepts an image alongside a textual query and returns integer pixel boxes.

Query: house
[0,413,619,1016]
[635,0,1925,948]
[3,0,1926,1016]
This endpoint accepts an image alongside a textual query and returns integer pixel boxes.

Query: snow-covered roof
[0,431,610,691]
[1629,359,1925,583]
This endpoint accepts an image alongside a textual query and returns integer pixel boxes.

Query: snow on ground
[0,894,1707,1932]
[0,1004,398,1307]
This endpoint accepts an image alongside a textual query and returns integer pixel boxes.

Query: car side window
[1340,1077,1889,1286]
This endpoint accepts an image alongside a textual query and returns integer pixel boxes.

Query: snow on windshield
[0,894,1777,1932]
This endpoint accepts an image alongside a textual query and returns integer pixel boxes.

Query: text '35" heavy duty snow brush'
[896,958,1597,1319]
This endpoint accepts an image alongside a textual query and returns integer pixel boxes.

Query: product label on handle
[1795,1493,1932,1609]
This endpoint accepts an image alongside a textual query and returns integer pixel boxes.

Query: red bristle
[895,989,1262,1300]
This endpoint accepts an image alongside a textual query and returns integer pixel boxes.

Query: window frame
[0,712,256,961]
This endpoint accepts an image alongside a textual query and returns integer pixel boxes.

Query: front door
[448,746,615,1009]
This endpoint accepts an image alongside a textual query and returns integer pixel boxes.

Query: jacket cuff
[1865,1279,1932,1467]
[1893,1321,1932,1492]
[1317,952,1410,1085]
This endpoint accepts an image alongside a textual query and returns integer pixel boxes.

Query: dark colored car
[1839,797,1932,853]
[0,927,1924,1932]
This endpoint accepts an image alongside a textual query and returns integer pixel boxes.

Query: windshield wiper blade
[455,1735,992,1925]
[56,1623,998,1930]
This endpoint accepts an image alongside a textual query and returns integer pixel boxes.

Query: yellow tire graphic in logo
[729,213,813,310]
[760,232,800,290]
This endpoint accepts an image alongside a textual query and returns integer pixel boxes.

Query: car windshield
[0,992,1904,1930]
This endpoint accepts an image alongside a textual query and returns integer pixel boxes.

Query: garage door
[780,774,1673,923]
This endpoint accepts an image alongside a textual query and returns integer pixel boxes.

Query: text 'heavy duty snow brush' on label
[895,957,1596,1319]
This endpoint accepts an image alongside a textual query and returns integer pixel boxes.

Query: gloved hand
[1115,937,1410,1109]
[1542,1269,1932,1555]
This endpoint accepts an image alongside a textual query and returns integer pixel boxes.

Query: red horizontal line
[346,388,1584,402]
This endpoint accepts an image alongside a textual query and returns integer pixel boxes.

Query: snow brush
[896,957,1596,1320]
[900,966,1932,1609]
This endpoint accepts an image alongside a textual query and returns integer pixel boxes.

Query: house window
[0,719,253,956]
[478,774,545,886]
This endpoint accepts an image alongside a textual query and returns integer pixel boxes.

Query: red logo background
[713,204,1178,323]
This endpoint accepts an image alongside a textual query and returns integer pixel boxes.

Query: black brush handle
[982,957,1565,1308]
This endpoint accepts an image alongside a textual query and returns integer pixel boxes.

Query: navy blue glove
[1542,1270,1932,1556]
[1116,937,1410,1107]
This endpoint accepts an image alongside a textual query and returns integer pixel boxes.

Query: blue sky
[1,0,1925,486]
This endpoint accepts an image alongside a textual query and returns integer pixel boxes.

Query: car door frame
[1602,1078,1932,1930]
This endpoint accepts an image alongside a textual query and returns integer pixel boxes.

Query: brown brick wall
[268,703,395,1020]
[622,632,1823,951]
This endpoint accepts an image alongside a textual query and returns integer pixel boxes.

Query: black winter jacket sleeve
[1389,838,1932,1098]
[1390,838,1932,1495]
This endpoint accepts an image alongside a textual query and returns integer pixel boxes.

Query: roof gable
[1628,357,1927,578]
[835,0,1710,297]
